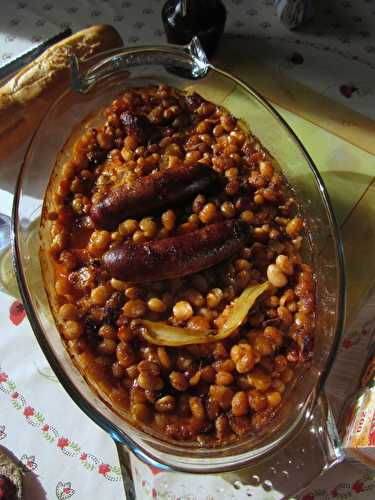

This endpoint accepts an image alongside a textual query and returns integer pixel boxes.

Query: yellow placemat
[215,38,375,157]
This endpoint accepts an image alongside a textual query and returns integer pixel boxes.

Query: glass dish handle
[115,392,344,499]
[222,392,344,497]
[69,37,210,93]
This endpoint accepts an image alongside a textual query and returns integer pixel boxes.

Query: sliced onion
[140,281,270,346]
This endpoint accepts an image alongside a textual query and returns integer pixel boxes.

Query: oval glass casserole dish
[12,40,345,475]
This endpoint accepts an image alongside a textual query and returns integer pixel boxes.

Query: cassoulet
[41,84,314,446]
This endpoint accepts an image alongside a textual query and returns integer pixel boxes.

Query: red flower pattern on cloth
[9,300,26,326]
[340,84,359,98]
[98,463,110,476]
[57,437,70,449]
[56,481,75,500]
[352,480,365,493]
[23,406,34,417]
[149,465,163,476]
[0,425,6,440]
[289,51,304,64]
[20,454,38,471]
[0,373,8,383]
[343,339,353,349]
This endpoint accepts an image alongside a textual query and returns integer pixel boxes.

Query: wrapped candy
[342,352,375,467]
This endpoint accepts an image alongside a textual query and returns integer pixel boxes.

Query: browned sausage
[90,163,218,230]
[102,220,250,283]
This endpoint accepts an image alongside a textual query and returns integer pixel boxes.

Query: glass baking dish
[11,38,346,497]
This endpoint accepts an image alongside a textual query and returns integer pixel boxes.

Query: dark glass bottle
[162,0,227,58]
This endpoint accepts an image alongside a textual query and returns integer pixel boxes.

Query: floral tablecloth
[1,1,375,499]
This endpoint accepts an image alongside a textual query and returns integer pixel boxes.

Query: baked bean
[137,360,160,375]
[131,403,152,422]
[220,201,235,218]
[213,124,225,137]
[98,338,117,355]
[155,395,175,413]
[267,391,282,408]
[98,324,117,340]
[254,335,273,356]
[173,301,193,322]
[206,288,223,309]
[248,389,267,411]
[286,217,303,236]
[264,326,283,347]
[110,278,127,291]
[209,385,234,409]
[215,414,230,438]
[267,264,288,288]
[63,320,83,340]
[147,297,167,313]
[91,285,110,306]
[119,219,138,236]
[234,259,251,271]
[132,229,146,242]
[189,396,205,419]
[139,218,158,238]
[277,306,293,325]
[189,371,201,385]
[213,359,235,372]
[123,299,146,318]
[192,194,206,213]
[183,290,205,308]
[157,347,171,369]
[170,371,189,391]
[215,371,234,386]
[138,372,164,391]
[116,342,135,368]
[259,160,274,178]
[55,277,71,296]
[59,303,77,320]
[232,391,249,416]
[59,251,78,271]
[200,366,216,383]
[161,209,176,231]
[275,255,293,275]
[241,210,254,224]
[231,344,255,374]
[88,230,110,256]
[187,316,210,330]
[199,203,217,224]
[247,369,272,392]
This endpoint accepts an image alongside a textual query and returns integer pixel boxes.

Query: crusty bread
[0,25,123,160]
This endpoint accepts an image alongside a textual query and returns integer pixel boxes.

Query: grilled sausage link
[102,220,250,283]
[91,163,218,230]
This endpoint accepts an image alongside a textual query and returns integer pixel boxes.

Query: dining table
[1,1,375,498]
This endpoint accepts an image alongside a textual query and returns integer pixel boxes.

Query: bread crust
[0,24,123,160]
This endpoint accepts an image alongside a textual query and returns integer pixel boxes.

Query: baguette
[0,24,123,160]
